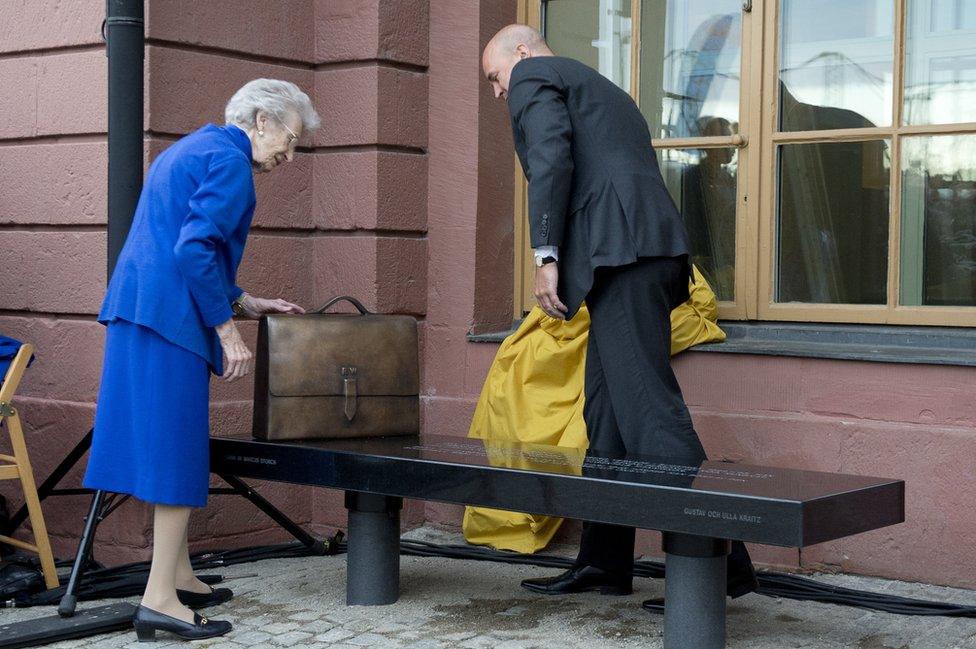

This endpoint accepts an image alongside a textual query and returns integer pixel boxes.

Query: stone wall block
[376,237,427,315]
[0,142,107,225]
[0,0,103,53]
[1,231,105,314]
[148,0,314,62]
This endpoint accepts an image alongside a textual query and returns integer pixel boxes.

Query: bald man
[482,25,758,609]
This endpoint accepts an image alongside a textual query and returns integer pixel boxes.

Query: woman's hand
[215,319,252,382]
[237,293,306,319]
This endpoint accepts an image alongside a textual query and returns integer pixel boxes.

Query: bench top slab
[210,434,904,548]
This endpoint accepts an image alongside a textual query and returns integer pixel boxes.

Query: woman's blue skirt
[84,319,211,507]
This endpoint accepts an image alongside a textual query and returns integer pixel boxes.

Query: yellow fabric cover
[462,266,724,553]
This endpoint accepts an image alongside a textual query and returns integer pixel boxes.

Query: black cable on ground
[397,540,976,618]
[2,540,335,607]
[5,535,974,619]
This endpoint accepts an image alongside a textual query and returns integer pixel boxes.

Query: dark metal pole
[105,0,144,279]
[662,533,730,649]
[58,490,106,617]
[345,491,402,606]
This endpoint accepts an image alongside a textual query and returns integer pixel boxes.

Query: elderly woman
[83,79,320,642]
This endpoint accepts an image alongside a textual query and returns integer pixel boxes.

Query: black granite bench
[210,434,904,649]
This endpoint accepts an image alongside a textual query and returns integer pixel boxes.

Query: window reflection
[779,0,894,130]
[640,0,742,139]
[777,140,891,304]
[545,0,633,93]
[904,0,976,125]
[658,121,738,301]
[901,135,976,306]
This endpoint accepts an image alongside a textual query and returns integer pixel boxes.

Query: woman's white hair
[225,78,321,134]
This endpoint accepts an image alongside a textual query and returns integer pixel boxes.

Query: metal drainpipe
[105,0,144,279]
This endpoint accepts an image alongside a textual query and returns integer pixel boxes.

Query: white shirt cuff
[533,246,559,261]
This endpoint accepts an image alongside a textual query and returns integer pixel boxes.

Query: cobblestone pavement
[4,528,976,648]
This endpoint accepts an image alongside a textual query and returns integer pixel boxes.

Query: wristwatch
[231,293,248,316]
[535,255,558,267]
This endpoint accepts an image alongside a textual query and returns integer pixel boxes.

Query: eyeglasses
[271,112,298,144]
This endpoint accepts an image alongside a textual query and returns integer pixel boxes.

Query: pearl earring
[258,130,264,136]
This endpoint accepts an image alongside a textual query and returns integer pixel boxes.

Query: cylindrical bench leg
[662,533,730,649]
[344,491,402,606]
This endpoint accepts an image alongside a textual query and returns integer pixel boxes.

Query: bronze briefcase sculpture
[252,296,419,440]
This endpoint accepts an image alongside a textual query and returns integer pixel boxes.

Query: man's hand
[534,262,568,320]
[238,294,306,319]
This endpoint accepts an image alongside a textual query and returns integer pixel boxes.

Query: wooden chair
[0,343,59,589]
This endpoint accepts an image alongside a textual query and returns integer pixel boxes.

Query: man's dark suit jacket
[507,56,691,318]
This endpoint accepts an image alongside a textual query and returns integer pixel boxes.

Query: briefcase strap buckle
[342,367,358,422]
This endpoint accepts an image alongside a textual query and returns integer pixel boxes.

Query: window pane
[900,135,976,306]
[658,147,738,301]
[544,0,632,93]
[639,0,742,139]
[779,0,894,131]
[776,141,891,304]
[904,0,976,125]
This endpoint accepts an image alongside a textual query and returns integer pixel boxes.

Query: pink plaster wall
[417,1,976,592]
[0,0,429,564]
[2,0,974,593]
[0,0,111,562]
[419,0,520,557]
[422,339,976,588]
[674,353,976,587]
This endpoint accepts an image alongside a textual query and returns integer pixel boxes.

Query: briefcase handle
[312,295,372,315]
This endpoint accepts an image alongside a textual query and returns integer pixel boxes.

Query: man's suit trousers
[575,257,755,584]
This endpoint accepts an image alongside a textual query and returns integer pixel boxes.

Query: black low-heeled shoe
[132,605,232,642]
[176,586,234,609]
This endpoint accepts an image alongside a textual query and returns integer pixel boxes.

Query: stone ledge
[468,320,976,367]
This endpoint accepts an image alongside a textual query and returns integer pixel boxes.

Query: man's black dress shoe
[132,605,232,642]
[521,565,632,596]
[640,573,760,613]
[641,597,664,613]
[726,572,760,599]
[176,586,234,609]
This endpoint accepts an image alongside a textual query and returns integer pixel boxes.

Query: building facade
[1,0,973,590]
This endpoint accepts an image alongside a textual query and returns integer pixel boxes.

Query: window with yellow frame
[515,0,976,328]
